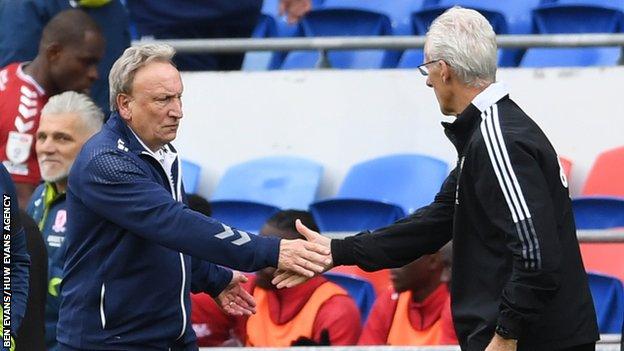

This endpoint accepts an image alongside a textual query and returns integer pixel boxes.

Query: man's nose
[37,138,55,154]
[426,76,433,88]
[170,98,183,119]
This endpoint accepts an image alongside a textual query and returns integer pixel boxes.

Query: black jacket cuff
[331,235,358,266]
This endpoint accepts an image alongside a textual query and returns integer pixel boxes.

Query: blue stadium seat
[242,14,280,71]
[181,159,201,194]
[248,0,329,70]
[572,197,624,229]
[310,154,448,231]
[521,47,622,67]
[320,0,428,35]
[311,199,405,231]
[544,0,624,12]
[520,3,623,67]
[280,8,396,69]
[324,272,376,322]
[397,49,425,69]
[587,272,624,333]
[212,156,323,209]
[210,201,280,234]
[533,4,623,34]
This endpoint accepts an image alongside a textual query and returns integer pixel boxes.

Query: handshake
[216,220,334,316]
[273,219,334,288]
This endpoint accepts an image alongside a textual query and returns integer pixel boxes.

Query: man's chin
[41,171,69,184]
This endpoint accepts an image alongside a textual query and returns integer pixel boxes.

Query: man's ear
[45,42,63,63]
[117,93,132,121]
[439,60,451,83]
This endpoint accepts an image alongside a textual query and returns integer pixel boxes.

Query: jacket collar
[105,112,179,156]
[443,82,509,154]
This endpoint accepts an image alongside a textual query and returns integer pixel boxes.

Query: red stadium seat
[580,243,624,283]
[582,146,624,197]
[558,156,572,183]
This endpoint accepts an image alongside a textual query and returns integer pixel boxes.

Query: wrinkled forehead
[133,61,183,93]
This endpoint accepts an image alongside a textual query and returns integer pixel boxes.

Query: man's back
[450,93,598,350]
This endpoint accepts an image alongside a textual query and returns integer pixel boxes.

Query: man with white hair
[274,7,599,351]
[26,91,105,351]
[56,43,330,350]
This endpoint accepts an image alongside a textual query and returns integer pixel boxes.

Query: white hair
[108,43,175,111]
[41,91,104,133]
[425,7,497,88]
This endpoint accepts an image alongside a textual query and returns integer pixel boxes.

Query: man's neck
[452,83,489,116]
[23,56,54,95]
[127,126,163,154]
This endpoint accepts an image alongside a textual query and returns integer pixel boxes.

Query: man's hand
[271,269,309,289]
[278,223,331,277]
[279,0,312,23]
[272,219,334,288]
[295,219,333,265]
[484,333,517,351]
[215,271,256,316]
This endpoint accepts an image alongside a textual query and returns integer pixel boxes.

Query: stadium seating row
[244,0,624,70]
[183,148,623,333]
[182,146,624,233]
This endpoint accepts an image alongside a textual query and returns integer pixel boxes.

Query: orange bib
[246,282,347,346]
[386,291,443,345]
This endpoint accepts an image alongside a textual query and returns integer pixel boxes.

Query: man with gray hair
[275,7,599,351]
[57,43,330,350]
[26,91,105,351]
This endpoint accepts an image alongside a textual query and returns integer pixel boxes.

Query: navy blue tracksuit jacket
[58,113,280,350]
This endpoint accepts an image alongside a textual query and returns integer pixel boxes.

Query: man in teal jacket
[26,91,105,350]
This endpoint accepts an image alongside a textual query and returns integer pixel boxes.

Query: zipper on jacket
[100,283,106,329]
[140,151,187,339]
[176,253,187,340]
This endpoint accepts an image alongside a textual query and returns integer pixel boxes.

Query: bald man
[0,9,105,208]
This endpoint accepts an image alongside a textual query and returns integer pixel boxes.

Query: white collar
[17,62,45,95]
[471,82,509,112]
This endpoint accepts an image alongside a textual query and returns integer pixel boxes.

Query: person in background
[0,164,31,350]
[26,91,105,351]
[243,210,361,346]
[358,250,457,346]
[125,0,311,71]
[0,9,105,209]
[0,0,130,115]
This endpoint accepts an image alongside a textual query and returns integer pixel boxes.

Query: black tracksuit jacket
[332,83,599,351]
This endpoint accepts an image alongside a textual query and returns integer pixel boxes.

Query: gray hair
[108,43,175,111]
[41,91,104,133]
[425,7,497,88]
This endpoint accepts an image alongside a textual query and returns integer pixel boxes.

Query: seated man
[191,210,361,346]
[358,247,457,345]
[26,91,104,351]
